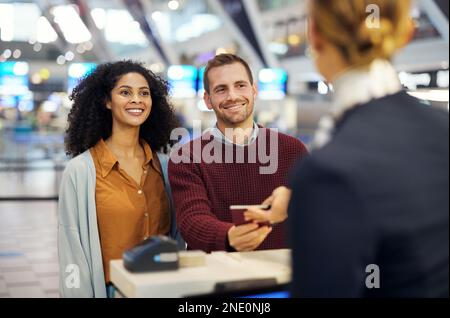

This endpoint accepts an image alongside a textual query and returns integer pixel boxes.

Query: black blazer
[289,91,449,297]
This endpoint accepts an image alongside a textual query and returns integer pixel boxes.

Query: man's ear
[203,92,213,110]
[252,83,258,99]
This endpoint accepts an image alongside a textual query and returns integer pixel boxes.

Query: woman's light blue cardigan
[57,150,184,297]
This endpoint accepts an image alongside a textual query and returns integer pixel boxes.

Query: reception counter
[110,249,291,297]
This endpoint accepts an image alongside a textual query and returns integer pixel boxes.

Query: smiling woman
[106,72,153,131]
[65,60,178,157]
[58,60,184,298]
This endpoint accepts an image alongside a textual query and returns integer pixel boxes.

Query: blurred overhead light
[152,11,163,22]
[68,63,95,78]
[33,42,42,52]
[168,0,180,10]
[76,44,85,54]
[3,49,12,59]
[0,3,45,42]
[65,51,75,61]
[152,11,171,42]
[91,8,106,29]
[104,10,147,46]
[83,41,93,51]
[13,49,21,59]
[131,21,140,29]
[0,4,14,41]
[13,62,29,76]
[174,14,222,42]
[36,16,58,43]
[52,5,91,44]
[56,55,66,65]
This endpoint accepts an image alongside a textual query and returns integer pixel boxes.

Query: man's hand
[244,186,292,225]
[227,223,272,252]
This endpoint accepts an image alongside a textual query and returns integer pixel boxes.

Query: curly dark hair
[65,60,179,157]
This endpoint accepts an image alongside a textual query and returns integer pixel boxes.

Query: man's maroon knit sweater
[168,127,308,252]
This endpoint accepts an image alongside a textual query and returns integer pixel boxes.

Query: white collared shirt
[331,59,401,120]
[313,59,402,149]
[209,122,259,147]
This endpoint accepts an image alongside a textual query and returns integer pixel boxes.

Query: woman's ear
[308,18,323,53]
[105,100,111,110]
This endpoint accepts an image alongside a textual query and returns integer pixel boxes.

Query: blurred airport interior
[0,0,448,297]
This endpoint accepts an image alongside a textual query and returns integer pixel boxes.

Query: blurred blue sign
[67,63,97,95]
[0,92,34,111]
[0,61,29,95]
[258,68,288,100]
[0,95,17,108]
[167,65,198,98]
[0,61,29,76]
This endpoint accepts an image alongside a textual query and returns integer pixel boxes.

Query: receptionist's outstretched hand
[244,186,291,225]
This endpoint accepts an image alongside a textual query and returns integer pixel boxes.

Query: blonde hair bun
[312,0,411,66]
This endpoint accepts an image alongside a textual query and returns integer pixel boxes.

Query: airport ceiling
[1,0,229,64]
[0,0,449,69]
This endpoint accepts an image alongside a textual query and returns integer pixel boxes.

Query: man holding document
[168,54,308,252]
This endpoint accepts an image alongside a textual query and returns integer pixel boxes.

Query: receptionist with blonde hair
[246,0,449,297]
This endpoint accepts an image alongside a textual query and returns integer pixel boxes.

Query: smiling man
[168,54,308,253]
